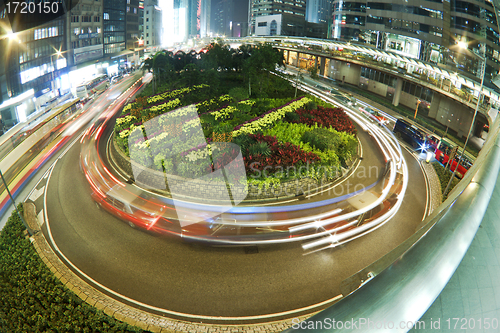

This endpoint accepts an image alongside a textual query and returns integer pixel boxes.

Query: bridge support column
[319,57,326,76]
[393,77,403,107]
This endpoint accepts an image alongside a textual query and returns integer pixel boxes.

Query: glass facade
[103,0,126,55]
[332,0,500,82]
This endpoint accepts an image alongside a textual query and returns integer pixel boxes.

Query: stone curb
[23,202,316,333]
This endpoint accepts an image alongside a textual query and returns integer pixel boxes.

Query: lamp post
[443,43,486,197]
[414,99,421,119]
[50,50,63,97]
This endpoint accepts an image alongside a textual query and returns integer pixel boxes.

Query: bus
[393,118,429,149]
[76,74,109,101]
[434,137,474,178]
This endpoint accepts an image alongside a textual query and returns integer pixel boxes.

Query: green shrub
[432,162,460,201]
[302,128,342,151]
[301,127,357,166]
[284,112,300,122]
[232,133,256,151]
[0,207,145,333]
[305,101,317,110]
[228,87,249,102]
[248,142,271,157]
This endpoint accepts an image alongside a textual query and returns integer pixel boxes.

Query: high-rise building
[0,8,68,125]
[144,0,163,48]
[305,0,333,24]
[103,0,126,55]
[212,0,248,37]
[200,0,211,37]
[332,0,500,82]
[126,0,140,51]
[67,0,104,67]
[248,0,306,35]
[174,0,211,40]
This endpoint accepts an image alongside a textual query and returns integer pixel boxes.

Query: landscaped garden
[114,42,359,193]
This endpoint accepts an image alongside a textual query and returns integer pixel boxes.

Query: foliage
[243,134,320,175]
[289,105,357,135]
[232,97,311,137]
[307,63,319,79]
[302,127,358,166]
[0,207,144,333]
[432,162,460,201]
[228,87,249,102]
[264,121,357,171]
[248,141,271,157]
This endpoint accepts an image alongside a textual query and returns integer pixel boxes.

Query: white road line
[37,209,44,227]
[28,186,45,202]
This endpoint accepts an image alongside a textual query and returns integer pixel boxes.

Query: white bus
[76,74,109,101]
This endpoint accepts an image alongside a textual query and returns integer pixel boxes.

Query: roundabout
[36,65,431,327]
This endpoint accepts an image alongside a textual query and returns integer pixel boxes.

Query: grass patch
[0,206,146,333]
[431,162,460,201]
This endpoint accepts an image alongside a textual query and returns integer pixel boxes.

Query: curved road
[41,118,427,322]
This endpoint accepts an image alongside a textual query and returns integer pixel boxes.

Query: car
[314,84,330,92]
[360,106,376,115]
[110,74,122,84]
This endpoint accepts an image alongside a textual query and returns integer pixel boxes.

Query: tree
[180,64,201,86]
[307,63,319,79]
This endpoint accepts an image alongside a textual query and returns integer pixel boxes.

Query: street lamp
[50,50,63,97]
[443,43,486,196]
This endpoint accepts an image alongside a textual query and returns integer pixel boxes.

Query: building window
[94,16,100,22]
[127,6,130,12]
[104,13,109,20]
[133,8,137,14]
[258,22,267,27]
[74,28,79,35]
[146,18,149,22]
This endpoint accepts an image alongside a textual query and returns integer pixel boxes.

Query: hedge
[0,207,146,333]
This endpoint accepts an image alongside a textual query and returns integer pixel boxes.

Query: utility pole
[0,169,34,235]
[294,67,301,98]
[443,46,486,197]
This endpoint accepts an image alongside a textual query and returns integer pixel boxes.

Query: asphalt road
[43,89,428,321]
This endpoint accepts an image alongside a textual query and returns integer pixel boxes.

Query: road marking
[401,145,430,220]
[37,209,44,227]
[29,186,45,202]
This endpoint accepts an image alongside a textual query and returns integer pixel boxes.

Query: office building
[126,0,141,51]
[0,7,68,124]
[68,0,104,67]
[332,0,500,82]
[248,0,306,35]
[305,0,333,24]
[144,0,163,48]
[212,0,248,37]
[249,0,327,38]
[103,0,126,55]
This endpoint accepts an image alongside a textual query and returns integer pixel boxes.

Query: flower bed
[288,105,357,135]
[242,133,320,173]
[146,84,209,105]
[232,97,312,137]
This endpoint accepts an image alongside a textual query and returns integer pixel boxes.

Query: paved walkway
[415,171,500,333]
